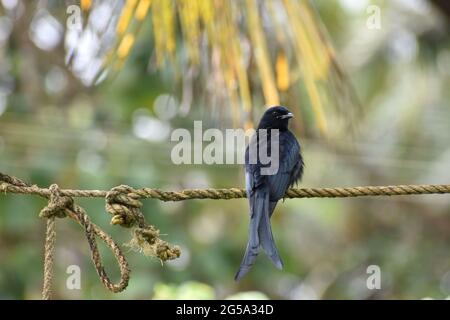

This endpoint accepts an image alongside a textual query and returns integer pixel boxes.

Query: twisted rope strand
[42,217,56,300]
[2,174,132,299]
[63,204,131,293]
[2,181,450,200]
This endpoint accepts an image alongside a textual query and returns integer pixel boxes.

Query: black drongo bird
[235,106,304,281]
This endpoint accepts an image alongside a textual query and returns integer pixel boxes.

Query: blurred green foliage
[0,0,450,300]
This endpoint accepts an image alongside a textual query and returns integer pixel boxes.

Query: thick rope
[1,175,450,200]
[1,172,450,299]
[42,217,56,300]
[40,184,68,300]
[0,173,180,299]
[36,182,133,297]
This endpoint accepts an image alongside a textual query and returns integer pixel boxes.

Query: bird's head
[257,106,294,131]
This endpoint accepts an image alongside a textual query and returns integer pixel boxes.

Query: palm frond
[65,0,361,137]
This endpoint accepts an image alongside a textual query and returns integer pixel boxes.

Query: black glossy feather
[235,106,304,281]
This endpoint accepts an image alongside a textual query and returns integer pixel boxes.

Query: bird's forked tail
[234,191,283,281]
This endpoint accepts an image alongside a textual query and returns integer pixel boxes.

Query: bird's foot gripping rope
[0,173,180,300]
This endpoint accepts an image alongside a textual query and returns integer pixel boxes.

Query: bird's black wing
[245,130,303,199]
[267,130,302,201]
[235,131,302,281]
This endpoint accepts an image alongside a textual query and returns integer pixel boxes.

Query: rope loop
[68,205,130,293]
[0,174,133,297]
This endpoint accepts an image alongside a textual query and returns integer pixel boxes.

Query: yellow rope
[1,172,450,299]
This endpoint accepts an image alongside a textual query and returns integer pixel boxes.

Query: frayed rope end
[125,226,181,262]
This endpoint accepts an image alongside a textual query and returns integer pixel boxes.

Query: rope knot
[126,226,181,262]
[106,185,144,227]
[39,184,73,219]
[106,185,181,262]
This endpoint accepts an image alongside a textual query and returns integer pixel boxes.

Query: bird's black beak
[280,112,294,119]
